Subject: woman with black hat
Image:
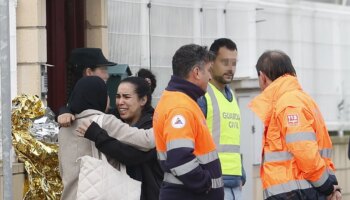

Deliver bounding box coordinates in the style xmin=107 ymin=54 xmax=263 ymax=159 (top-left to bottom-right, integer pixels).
xmin=60 ymin=48 xmax=117 ymax=125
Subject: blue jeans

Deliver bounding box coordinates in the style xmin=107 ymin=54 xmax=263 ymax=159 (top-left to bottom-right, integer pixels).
xmin=224 ymin=186 xmax=242 ymax=200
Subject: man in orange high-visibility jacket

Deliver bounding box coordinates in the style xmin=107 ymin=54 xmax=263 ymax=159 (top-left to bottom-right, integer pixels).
xmin=250 ymin=50 xmax=342 ymax=200
xmin=153 ymin=44 xmax=224 ymax=200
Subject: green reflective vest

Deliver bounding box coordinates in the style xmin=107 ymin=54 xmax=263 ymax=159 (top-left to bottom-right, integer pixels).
xmin=205 ymin=83 xmax=242 ymax=176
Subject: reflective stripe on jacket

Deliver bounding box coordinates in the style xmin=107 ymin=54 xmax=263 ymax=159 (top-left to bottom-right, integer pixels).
xmin=205 ymin=83 xmax=242 ymax=176
xmin=250 ymin=75 xmax=337 ymax=199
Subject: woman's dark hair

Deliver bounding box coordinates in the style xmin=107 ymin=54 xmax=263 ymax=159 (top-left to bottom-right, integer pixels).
xmin=119 ymin=76 xmax=152 ymax=112
xmin=136 ymin=68 xmax=157 ymax=94
xmin=256 ymin=50 xmax=296 ymax=81
xmin=66 ymin=64 xmax=100 ymax=100
xmin=69 ymin=76 xmax=108 ymax=114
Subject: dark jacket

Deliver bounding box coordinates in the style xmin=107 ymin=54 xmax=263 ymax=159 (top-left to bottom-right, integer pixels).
xmin=85 ymin=106 xmax=163 ymax=200
xmin=348 ymin=137 xmax=350 ymax=160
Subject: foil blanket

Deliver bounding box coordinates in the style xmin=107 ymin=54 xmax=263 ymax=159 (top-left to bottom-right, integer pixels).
xmin=11 ymin=94 xmax=62 ymax=200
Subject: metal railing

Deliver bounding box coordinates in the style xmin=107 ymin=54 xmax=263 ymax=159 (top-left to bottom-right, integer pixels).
xmin=0 ymin=0 xmax=13 ymax=199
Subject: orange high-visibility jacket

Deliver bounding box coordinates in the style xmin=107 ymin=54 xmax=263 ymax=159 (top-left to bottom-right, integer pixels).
xmin=153 ymin=89 xmax=224 ymax=200
xmin=250 ymin=75 xmax=338 ymax=199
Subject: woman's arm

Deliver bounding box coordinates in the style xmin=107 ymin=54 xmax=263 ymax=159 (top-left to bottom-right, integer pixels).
xmin=85 ymin=122 xmax=157 ymax=166
xmin=77 ymin=115 xmax=155 ymax=151
xmin=102 ymin=114 xmax=155 ymax=151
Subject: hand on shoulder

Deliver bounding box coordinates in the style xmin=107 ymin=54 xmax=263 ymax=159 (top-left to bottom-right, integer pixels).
xmin=58 ymin=113 xmax=75 ymax=127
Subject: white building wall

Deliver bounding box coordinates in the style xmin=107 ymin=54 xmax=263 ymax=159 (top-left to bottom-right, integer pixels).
xmin=108 ymin=0 xmax=350 ymax=129
xmin=107 ymin=0 xmax=350 ymax=197
xmin=255 ymin=0 xmax=350 ymax=130
xmin=108 ymin=0 xmax=260 ymax=103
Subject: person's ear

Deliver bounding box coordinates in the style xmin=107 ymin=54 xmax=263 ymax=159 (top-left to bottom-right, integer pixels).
xmin=192 ymin=65 xmax=201 ymax=80
xmin=85 ymin=68 xmax=93 ymax=76
xmin=259 ymin=71 xmax=273 ymax=90
xmin=140 ymin=96 xmax=147 ymax=106
xmin=260 ymin=71 xmax=270 ymax=83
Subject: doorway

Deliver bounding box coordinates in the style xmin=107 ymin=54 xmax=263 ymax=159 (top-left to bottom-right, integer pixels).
xmin=46 ymin=0 xmax=85 ymax=114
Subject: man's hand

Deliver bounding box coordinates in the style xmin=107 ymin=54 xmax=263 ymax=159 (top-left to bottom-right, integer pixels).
xmin=327 ymin=185 xmax=342 ymax=200
xmin=75 ymin=118 xmax=93 ymax=137
xmin=58 ymin=113 xmax=75 ymax=127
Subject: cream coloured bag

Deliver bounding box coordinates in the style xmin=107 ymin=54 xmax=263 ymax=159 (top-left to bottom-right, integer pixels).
xmin=76 ymin=114 xmax=141 ymax=200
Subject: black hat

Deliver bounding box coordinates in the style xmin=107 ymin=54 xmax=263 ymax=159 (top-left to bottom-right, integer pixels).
xmin=68 ymin=48 xmax=116 ymax=67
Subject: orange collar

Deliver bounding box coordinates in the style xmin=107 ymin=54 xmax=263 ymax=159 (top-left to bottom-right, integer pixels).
xmin=249 ymin=75 xmax=302 ymax=125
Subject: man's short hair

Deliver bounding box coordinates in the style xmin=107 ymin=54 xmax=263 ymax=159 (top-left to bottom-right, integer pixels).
xmin=172 ymin=44 xmax=214 ymax=78
xmin=256 ymin=50 xmax=296 ymax=81
xmin=209 ymin=38 xmax=237 ymax=55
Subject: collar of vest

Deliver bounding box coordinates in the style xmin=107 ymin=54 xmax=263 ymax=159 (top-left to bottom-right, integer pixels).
xmin=166 ymin=75 xmax=205 ymax=101
xmin=208 ymin=83 xmax=233 ymax=101
xmin=249 ymin=75 xmax=302 ymax=125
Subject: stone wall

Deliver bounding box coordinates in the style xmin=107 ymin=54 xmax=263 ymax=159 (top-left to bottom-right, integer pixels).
xmin=16 ymin=0 xmax=47 ymax=96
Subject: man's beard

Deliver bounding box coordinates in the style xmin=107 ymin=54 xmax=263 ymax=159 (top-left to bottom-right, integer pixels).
xmin=214 ymin=73 xmax=233 ymax=85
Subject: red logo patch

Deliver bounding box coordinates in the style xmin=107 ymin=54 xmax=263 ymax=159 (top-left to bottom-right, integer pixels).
xmin=287 ymin=114 xmax=299 ymax=126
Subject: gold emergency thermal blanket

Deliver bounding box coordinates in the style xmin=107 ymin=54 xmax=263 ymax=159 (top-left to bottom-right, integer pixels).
xmin=11 ymin=94 xmax=62 ymax=200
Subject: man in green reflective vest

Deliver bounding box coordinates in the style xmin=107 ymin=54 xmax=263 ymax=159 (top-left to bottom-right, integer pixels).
xmin=198 ymin=38 xmax=246 ymax=200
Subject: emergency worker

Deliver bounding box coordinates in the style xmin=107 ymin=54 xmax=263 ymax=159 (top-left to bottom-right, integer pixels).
xmin=198 ymin=38 xmax=246 ymax=200
xmin=250 ymin=50 xmax=342 ymax=200
xmin=153 ymin=44 xmax=224 ymax=200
